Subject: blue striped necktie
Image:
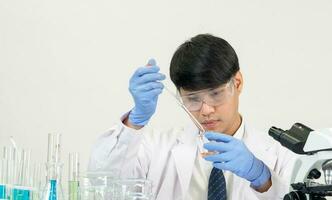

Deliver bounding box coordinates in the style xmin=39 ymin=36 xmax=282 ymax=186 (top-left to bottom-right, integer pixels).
xmin=208 ymin=167 xmax=227 ymax=200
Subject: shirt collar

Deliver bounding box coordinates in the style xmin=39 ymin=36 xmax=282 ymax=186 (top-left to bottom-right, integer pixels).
xmin=232 ymin=117 xmax=245 ymax=140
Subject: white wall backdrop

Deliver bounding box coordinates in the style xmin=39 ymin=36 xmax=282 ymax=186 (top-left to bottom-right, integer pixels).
xmin=1 ymin=0 xmax=332 ymax=184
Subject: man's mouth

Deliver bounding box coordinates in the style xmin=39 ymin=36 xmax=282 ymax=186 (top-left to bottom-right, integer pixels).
xmin=201 ymin=120 xmax=220 ymax=129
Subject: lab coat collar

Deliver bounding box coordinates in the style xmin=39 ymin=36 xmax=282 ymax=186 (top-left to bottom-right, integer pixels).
xmin=241 ymin=119 xmax=278 ymax=170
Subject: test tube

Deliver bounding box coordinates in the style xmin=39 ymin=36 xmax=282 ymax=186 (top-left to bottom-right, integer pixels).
xmin=47 ymin=133 xmax=61 ymax=164
xmin=17 ymin=149 xmax=31 ymax=186
xmin=11 ymin=149 xmax=32 ymax=200
xmin=31 ymin=163 xmax=43 ymax=200
xmin=68 ymin=153 xmax=80 ymax=200
xmin=3 ymin=146 xmax=18 ymax=199
xmin=0 ymin=158 xmax=6 ymax=199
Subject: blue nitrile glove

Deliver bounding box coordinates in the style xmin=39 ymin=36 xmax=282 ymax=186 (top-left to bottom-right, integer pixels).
xmin=203 ymin=131 xmax=271 ymax=189
xmin=128 ymin=59 xmax=166 ymax=126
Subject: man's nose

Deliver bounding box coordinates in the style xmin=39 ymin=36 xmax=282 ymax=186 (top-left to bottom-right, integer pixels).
xmin=200 ymin=102 xmax=215 ymax=115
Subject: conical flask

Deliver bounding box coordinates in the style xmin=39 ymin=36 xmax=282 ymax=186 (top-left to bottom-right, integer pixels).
xmin=41 ymin=133 xmax=65 ymax=200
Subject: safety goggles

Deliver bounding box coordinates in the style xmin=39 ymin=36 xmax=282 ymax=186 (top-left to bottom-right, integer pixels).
xmin=179 ymin=78 xmax=234 ymax=112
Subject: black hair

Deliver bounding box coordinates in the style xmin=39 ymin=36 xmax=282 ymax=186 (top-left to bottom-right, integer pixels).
xmin=170 ymin=34 xmax=239 ymax=91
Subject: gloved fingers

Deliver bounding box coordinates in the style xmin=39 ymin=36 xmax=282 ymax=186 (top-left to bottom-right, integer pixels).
xmin=135 ymin=73 xmax=166 ymax=84
xmin=135 ymin=82 xmax=164 ymax=92
xmin=133 ymin=66 xmax=160 ymax=78
xmin=213 ymin=162 xmax=233 ymax=171
xmin=204 ymin=154 xmax=221 ymax=162
xmin=204 ymin=131 xmax=234 ymax=143
xmin=204 ymin=151 xmax=234 ymax=162
xmin=147 ymin=58 xmax=157 ymax=66
xmin=203 ymin=141 xmax=233 ymax=152
xmin=143 ymin=88 xmax=164 ymax=97
xmin=130 ymin=88 xmax=163 ymax=109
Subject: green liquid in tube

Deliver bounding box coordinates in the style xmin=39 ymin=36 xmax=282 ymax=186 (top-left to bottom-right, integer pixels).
xmin=68 ymin=181 xmax=79 ymax=200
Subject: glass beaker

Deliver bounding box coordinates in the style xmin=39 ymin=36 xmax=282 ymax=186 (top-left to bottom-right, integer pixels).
xmin=79 ymin=171 xmax=118 ymax=200
xmin=112 ymin=179 xmax=153 ymax=200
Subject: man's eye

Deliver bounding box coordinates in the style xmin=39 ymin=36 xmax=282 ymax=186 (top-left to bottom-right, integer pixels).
xmin=188 ymin=96 xmax=200 ymax=102
xmin=210 ymin=91 xmax=221 ymax=97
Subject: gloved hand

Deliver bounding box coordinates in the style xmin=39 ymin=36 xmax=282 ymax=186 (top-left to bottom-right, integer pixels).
xmin=128 ymin=59 xmax=166 ymax=126
xmin=203 ymin=131 xmax=271 ymax=189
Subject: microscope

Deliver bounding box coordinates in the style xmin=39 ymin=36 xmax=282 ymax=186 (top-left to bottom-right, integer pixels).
xmin=269 ymin=123 xmax=332 ymax=200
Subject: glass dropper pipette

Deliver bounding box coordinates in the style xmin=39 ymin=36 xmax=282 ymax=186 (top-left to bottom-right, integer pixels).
xmin=146 ymin=59 xmax=208 ymax=154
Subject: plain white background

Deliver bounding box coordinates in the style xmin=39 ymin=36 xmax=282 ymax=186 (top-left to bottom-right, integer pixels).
xmin=1 ymin=0 xmax=332 ymax=190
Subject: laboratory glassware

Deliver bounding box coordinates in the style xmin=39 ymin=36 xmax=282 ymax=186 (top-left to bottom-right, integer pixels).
xmin=68 ymin=153 xmax=79 ymax=200
xmin=41 ymin=133 xmax=65 ymax=200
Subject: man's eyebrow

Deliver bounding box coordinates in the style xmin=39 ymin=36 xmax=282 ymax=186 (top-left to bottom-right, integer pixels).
xmin=183 ymin=87 xmax=222 ymax=96
xmin=183 ymin=90 xmax=206 ymax=96
xmin=185 ymin=92 xmax=198 ymax=96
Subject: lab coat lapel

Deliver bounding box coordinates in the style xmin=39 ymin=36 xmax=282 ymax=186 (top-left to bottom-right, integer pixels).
xmin=171 ymin=126 xmax=197 ymax=197
xmin=244 ymin=124 xmax=278 ymax=169
xmin=259 ymin=142 xmax=278 ymax=169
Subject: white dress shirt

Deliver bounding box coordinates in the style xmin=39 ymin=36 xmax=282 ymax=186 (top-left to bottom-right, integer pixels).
xmin=186 ymin=120 xmax=245 ymax=200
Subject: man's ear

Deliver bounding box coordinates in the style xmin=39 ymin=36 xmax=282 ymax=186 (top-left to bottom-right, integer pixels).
xmin=234 ymin=71 xmax=243 ymax=93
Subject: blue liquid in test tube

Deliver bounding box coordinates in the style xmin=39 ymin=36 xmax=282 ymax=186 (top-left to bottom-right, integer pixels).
xmin=49 ymin=180 xmax=57 ymax=200
xmin=12 ymin=187 xmax=31 ymax=200
xmin=0 ymin=184 xmax=6 ymax=199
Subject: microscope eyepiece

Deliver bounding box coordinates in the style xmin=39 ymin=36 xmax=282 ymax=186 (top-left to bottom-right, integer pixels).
xmin=268 ymin=126 xmax=285 ymax=141
xmin=268 ymin=123 xmax=313 ymax=155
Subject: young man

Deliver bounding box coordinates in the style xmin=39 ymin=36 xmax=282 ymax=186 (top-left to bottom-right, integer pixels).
xmin=88 ymin=34 xmax=296 ymax=199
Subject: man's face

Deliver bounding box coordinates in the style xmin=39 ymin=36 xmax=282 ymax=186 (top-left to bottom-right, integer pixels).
xmin=179 ymin=71 xmax=243 ymax=135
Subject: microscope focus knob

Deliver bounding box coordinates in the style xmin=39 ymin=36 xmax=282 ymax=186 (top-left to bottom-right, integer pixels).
xmin=307 ymin=168 xmax=321 ymax=179
xmin=283 ymin=191 xmax=307 ymax=200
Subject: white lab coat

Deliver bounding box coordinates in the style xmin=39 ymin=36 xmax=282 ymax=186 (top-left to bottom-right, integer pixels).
xmin=88 ymin=116 xmax=297 ymax=200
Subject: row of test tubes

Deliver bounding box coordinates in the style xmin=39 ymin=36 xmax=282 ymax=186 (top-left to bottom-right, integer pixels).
xmin=0 ymin=133 xmax=80 ymax=200
xmin=0 ymin=147 xmax=43 ymax=200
